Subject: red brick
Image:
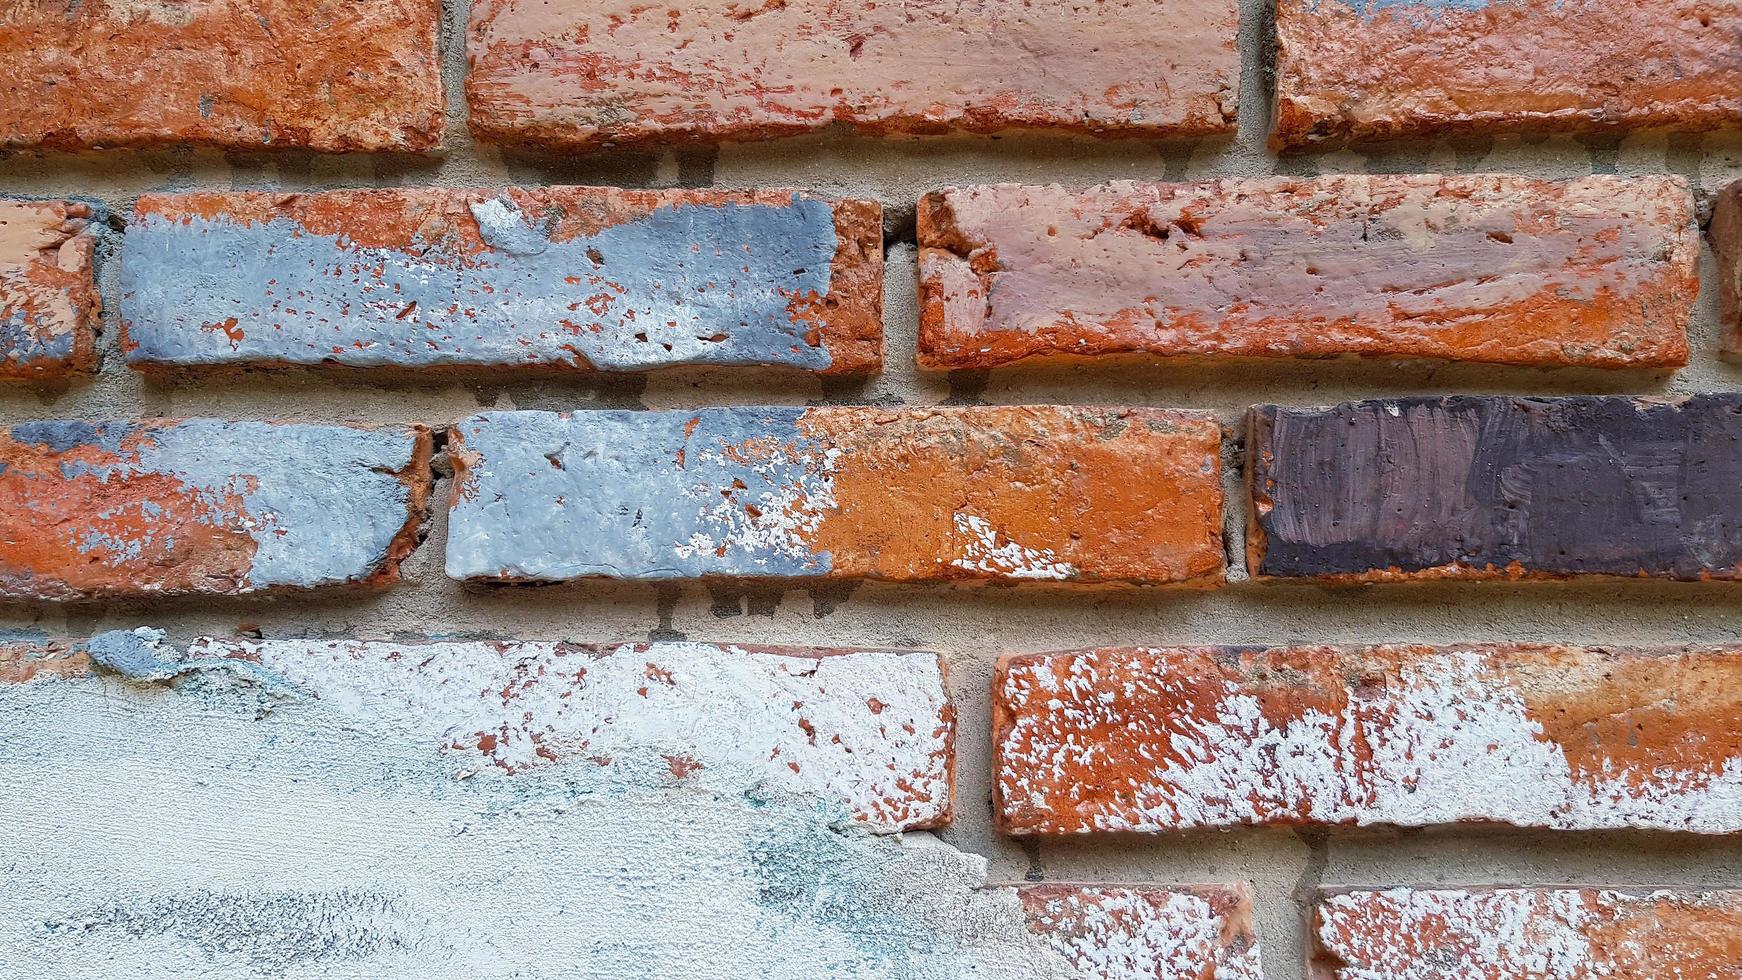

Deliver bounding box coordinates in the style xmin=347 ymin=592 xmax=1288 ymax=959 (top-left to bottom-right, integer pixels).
xmin=446 ymin=406 xmax=1226 ymax=587
xmin=994 ymin=644 xmax=1742 ymax=834
xmin=0 ymin=0 xmax=443 ymax=152
xmin=121 ymin=188 xmax=881 ymax=376
xmin=1313 ymin=888 xmax=1742 ymax=979
xmin=0 ymin=638 xmax=89 ymax=683
xmin=1273 ymin=0 xmax=1742 ymax=151
xmin=0 ymin=200 xmax=99 ymax=381
xmin=1709 ymin=179 xmax=1742 ymax=359
xmin=465 ymin=0 xmax=1239 ymax=150
xmin=0 ymin=420 xmax=432 ymax=600
xmin=918 ymin=176 xmax=1695 ymax=371
xmin=1019 ymin=884 xmax=1263 ymax=979
xmin=1247 ymin=395 xmax=1742 ymax=582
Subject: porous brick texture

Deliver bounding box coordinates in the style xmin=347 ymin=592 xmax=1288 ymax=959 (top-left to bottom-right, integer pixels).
xmin=447 ymin=406 xmax=1225 ymax=586
xmin=465 ymin=0 xmax=1240 ymax=149
xmin=1710 ymin=179 xmax=1742 ymax=357
xmin=0 ymin=200 xmax=99 ymax=381
xmin=1248 ymin=394 xmax=1742 ymax=582
xmin=1019 ymin=885 xmax=1263 ymax=980
xmin=1312 ymin=888 xmax=1742 ymax=979
xmin=92 ymin=632 xmax=954 ymax=832
xmin=0 ymin=0 xmax=444 ymax=152
xmin=0 ymin=420 xmax=431 ymax=600
xmin=919 ymin=176 xmax=1697 ymax=371
xmin=122 ymin=189 xmax=882 ymax=376
xmin=0 ymin=638 xmax=90 ymax=683
xmin=1273 ymin=0 xmax=1742 ymax=151
xmin=994 ymin=644 xmax=1742 ymax=834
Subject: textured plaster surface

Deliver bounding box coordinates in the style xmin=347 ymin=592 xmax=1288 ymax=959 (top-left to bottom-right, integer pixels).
xmin=1 ymin=0 xmax=1742 ymax=975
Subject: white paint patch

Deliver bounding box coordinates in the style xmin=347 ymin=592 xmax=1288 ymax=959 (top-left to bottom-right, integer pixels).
xmin=999 ymin=647 xmax=1742 ymax=832
xmin=1023 ymin=887 xmax=1263 ymax=980
xmin=951 ymin=513 xmax=1077 ymax=581
xmin=173 ymin=635 xmax=952 ymax=831
xmin=0 ymin=669 xmax=1080 ymax=979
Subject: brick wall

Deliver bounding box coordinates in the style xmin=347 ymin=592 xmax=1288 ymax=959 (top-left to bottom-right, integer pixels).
xmin=2 ymin=0 xmax=1741 ymax=977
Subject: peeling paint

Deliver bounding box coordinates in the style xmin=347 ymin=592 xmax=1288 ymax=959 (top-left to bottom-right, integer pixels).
xmin=446 ymin=406 xmax=1225 ymax=586
xmin=121 ymin=188 xmax=882 ymax=376
xmin=0 ymin=199 xmax=99 ymax=381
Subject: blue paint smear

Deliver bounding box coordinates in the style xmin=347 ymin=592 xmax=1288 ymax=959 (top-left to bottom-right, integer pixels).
xmin=445 ymin=408 xmax=835 ymax=581
xmin=0 ymin=309 xmax=76 ymax=367
xmin=120 ymin=195 xmax=841 ymax=372
xmin=1323 ymin=0 xmax=1520 ymax=17
xmin=11 ymin=420 xmax=135 ymax=454
xmin=55 ymin=420 xmax=421 ymax=590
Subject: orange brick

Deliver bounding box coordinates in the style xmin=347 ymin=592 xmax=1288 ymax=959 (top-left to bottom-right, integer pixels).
xmin=995 ymin=645 xmax=1742 ymax=834
xmin=0 ymin=420 xmax=432 ymax=600
xmin=466 ymin=0 xmax=1239 ymax=150
xmin=1019 ymin=884 xmax=1263 ymax=979
xmin=0 ymin=0 xmax=443 ymax=152
xmin=918 ymin=176 xmax=1695 ymax=371
xmin=1313 ymin=888 xmax=1742 ymax=979
xmin=1273 ymin=0 xmax=1742 ymax=151
xmin=447 ymin=406 xmax=1225 ymax=586
xmin=1710 ymin=179 xmax=1742 ymax=358
xmin=0 ymin=200 xmax=99 ymax=381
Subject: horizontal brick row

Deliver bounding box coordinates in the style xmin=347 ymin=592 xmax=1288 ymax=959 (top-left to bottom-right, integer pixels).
xmin=445 ymin=406 xmax=1226 ymax=586
xmin=1018 ymin=884 xmax=1262 ymax=980
xmin=1247 ymin=394 xmax=1742 ymax=582
xmin=995 ymin=644 xmax=1742 ymax=835
xmin=918 ymin=176 xmax=1697 ymax=371
xmin=0 ymin=420 xmax=431 ymax=600
xmin=1313 ymin=888 xmax=1742 ymax=979
xmin=6 ymin=0 xmax=1739 ymax=153
xmin=464 ymin=0 xmax=1241 ymax=150
xmin=1 ymin=200 xmax=100 ymax=381
xmin=0 ymin=0 xmax=443 ymax=152
xmin=120 ymin=189 xmax=883 ymax=377
xmin=1274 ymin=0 xmax=1742 ymax=152
xmin=12 ymin=175 xmax=1719 ymax=384
xmin=70 ymin=630 xmax=953 ymax=831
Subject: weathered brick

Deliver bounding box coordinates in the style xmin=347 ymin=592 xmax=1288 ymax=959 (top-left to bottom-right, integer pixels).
xmin=0 ymin=420 xmax=431 ymax=600
xmin=447 ymin=406 xmax=1225 ymax=586
xmin=465 ymin=0 xmax=1239 ymax=150
xmin=1710 ymin=180 xmax=1742 ymax=358
xmin=1019 ymin=884 xmax=1263 ymax=979
xmin=995 ymin=644 xmax=1742 ymax=835
xmin=88 ymin=630 xmax=953 ymax=831
xmin=121 ymin=189 xmax=881 ymax=376
xmin=1 ymin=200 xmax=99 ymax=381
xmin=0 ymin=637 xmax=89 ymax=683
xmin=1273 ymin=0 xmax=1742 ymax=152
xmin=918 ymin=176 xmax=1696 ymax=371
xmin=1248 ymin=395 xmax=1742 ymax=582
xmin=0 ymin=0 xmax=442 ymax=152
xmin=1313 ymin=888 xmax=1742 ymax=979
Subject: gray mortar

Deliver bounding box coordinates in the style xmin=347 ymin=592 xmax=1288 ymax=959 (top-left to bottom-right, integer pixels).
xmin=0 ymin=0 xmax=1740 ymax=975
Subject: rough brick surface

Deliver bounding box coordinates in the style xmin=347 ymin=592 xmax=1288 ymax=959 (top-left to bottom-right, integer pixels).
xmin=1273 ymin=0 xmax=1742 ymax=151
xmin=926 ymin=176 xmax=1700 ymax=372
xmin=0 ymin=638 xmax=89 ymax=683
xmin=1313 ymin=888 xmax=1742 ymax=979
xmin=918 ymin=176 xmax=1696 ymax=371
xmin=90 ymin=631 xmax=953 ymax=831
xmin=995 ymin=645 xmax=1742 ymax=835
xmin=0 ymin=0 xmax=443 ymax=152
xmin=1019 ymin=884 xmax=1263 ymax=979
xmin=447 ymin=406 xmax=1224 ymax=586
xmin=1 ymin=200 xmax=99 ymax=381
xmin=465 ymin=0 xmax=1240 ymax=150
xmin=122 ymin=189 xmax=881 ymax=376
xmin=1710 ymin=180 xmax=1742 ymax=358
xmin=0 ymin=420 xmax=431 ymax=600
xmin=1248 ymin=395 xmax=1742 ymax=582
